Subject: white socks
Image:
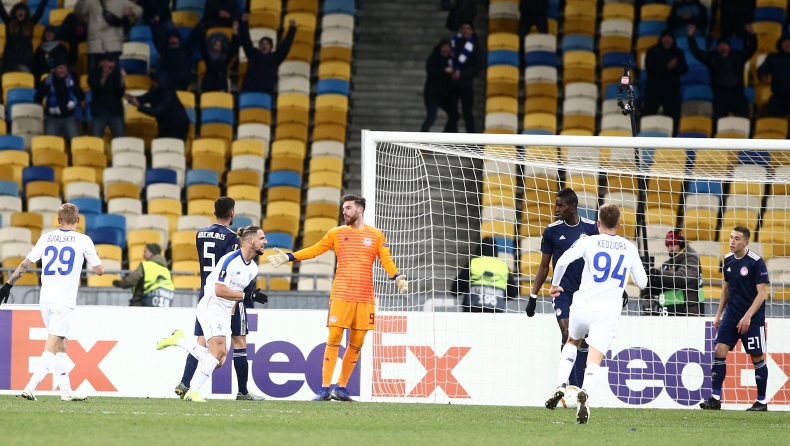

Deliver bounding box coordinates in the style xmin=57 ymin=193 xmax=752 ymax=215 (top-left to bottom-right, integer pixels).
xmin=557 ymin=343 xmax=578 ymax=387
xmin=190 ymin=355 xmax=220 ymax=392
xmin=581 ymin=363 xmax=601 ymax=395
xmin=177 ymin=338 xmax=210 ymax=361
xmin=27 ymin=351 xmax=55 ymax=390
xmin=54 ymin=352 xmax=72 ymax=396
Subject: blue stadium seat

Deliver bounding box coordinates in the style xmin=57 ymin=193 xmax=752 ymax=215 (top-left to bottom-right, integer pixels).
xmin=709 ymin=37 xmax=744 ymax=52
xmin=229 ymin=216 xmax=254 ymax=231
xmin=239 ymin=92 xmax=272 ymax=110
xmin=185 ymin=108 xmax=196 ymax=125
xmin=687 ymin=180 xmax=723 ymax=196
xmin=323 ymin=0 xmax=355 ymax=15
xmin=562 ymin=35 xmax=594 ymax=53
xmin=22 ymin=166 xmax=55 ymax=187
xmin=145 ymin=168 xmax=178 ymax=186
xmin=547 ymin=0 xmax=558 ymax=19
xmin=0 ymin=180 xmax=19 ymax=196
xmin=578 ymin=208 xmax=597 ymax=221
xmin=185 ymin=169 xmax=219 ymax=187
xmin=268 ymin=171 xmax=301 ymax=188
xmin=487 ymin=50 xmax=519 ymax=67
xmin=91 ymin=213 xmax=127 ymax=246
xmin=638 ymin=131 xmax=669 ymax=138
xmin=129 ymin=25 xmax=153 ymax=43
xmin=738 ymin=151 xmax=771 ymax=166
xmin=0 ymin=135 xmax=25 ymax=151
xmin=176 ymin=0 xmax=205 ymax=19
xmin=675 ymin=36 xmax=706 ymax=51
xmin=675 ymin=132 xmax=707 ymax=138
xmin=28 ymin=0 xmax=57 ymax=25
xmin=744 ymin=87 xmax=755 ymax=104
xmin=754 ymin=7 xmax=785 ymax=24
xmin=680 ymin=67 xmax=710 ymax=85
xmin=83 ymin=91 xmax=93 ymax=123
xmin=602 ymin=52 xmax=634 ymax=68
xmin=119 ymin=59 xmax=148 ymax=75
xmin=266 ymin=232 xmax=294 ymax=249
xmin=638 ymin=20 xmax=667 ymax=37
xmin=682 ymin=85 xmax=713 ymax=102
xmin=201 ymin=108 xmax=234 ymax=125
xmin=87 ymin=228 xmax=124 ymax=248
xmin=316 ymin=79 xmax=350 ymax=96
xmin=6 ymin=88 xmax=36 ymax=119
xmin=493 ymin=236 xmax=516 ymax=255
xmin=72 ymin=197 xmax=103 ymax=215
xmin=521 ymin=129 xmax=554 ymax=135
xmin=524 ymin=50 xmax=558 ymax=67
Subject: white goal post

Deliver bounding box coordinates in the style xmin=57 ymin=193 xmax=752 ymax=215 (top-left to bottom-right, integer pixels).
xmin=359 ymin=130 xmax=790 ymax=410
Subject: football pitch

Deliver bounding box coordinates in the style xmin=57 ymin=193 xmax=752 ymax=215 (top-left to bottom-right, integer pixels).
xmin=0 ymin=396 xmax=786 ymax=446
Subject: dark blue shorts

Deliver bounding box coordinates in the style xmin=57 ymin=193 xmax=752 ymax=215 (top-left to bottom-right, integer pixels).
xmin=552 ymin=291 xmax=574 ymax=321
xmin=714 ymin=317 xmax=766 ymax=354
xmin=194 ymin=302 xmax=248 ymax=337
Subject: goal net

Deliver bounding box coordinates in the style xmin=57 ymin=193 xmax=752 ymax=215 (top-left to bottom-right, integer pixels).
xmin=359 ymin=131 xmax=790 ymax=410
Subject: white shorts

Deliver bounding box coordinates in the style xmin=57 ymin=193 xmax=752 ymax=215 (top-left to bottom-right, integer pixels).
xmin=568 ymin=307 xmax=619 ymax=355
xmin=40 ymin=303 xmax=74 ymax=338
xmin=196 ymin=296 xmax=232 ymax=341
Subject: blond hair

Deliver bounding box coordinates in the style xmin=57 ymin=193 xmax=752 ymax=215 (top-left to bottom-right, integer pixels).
xmin=598 ymin=203 xmax=620 ymax=230
xmin=58 ymin=203 xmax=80 ymax=224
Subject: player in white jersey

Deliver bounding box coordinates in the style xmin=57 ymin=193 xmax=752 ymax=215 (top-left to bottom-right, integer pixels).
xmin=0 ymin=203 xmax=104 ymax=402
xmin=156 ymin=225 xmax=269 ymax=402
xmin=543 ymin=204 xmax=648 ymax=424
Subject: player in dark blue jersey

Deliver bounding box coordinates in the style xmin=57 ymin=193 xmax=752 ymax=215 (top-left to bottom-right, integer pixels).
xmin=175 ymin=197 xmax=264 ymax=401
xmin=700 ymin=226 xmax=769 ymax=411
xmin=526 ymin=188 xmax=598 ymax=387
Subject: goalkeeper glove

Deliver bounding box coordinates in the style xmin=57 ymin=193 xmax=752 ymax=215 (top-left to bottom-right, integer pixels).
xmin=395 ymin=275 xmax=408 ymax=293
xmin=0 ymin=283 xmax=11 ymax=305
xmin=267 ymin=248 xmax=290 ymax=268
xmin=525 ymin=294 xmax=537 ymax=317
xmin=244 ymin=288 xmax=269 ymax=305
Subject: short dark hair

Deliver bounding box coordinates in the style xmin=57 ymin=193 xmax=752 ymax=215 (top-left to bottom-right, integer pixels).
xmin=215 ymin=196 xmax=235 ymax=219
xmin=733 ymin=225 xmax=751 ymax=240
xmin=598 ymin=203 xmax=620 ymax=229
xmin=341 ymin=194 xmax=366 ymax=210
xmin=259 ymin=36 xmax=273 ymax=47
xmin=557 ymin=188 xmax=578 ymax=206
xmin=236 ymin=225 xmax=262 ymax=241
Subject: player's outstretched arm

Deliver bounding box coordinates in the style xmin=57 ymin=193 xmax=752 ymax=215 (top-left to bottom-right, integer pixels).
xmin=629 ymin=251 xmax=648 ymax=290
xmin=270 ymin=231 xmax=336 ymax=267
xmin=527 ymin=253 xmax=552 ymax=316
xmin=215 ymin=283 xmax=245 ymax=301
xmin=92 ymin=263 xmax=105 ymax=276
xmin=376 ymin=231 xmax=407 ymax=293
xmin=0 ymin=259 xmax=33 ymax=304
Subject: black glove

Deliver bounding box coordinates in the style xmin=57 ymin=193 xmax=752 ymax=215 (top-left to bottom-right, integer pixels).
xmin=622 ymin=290 xmax=629 ymax=309
xmin=525 ymin=294 xmax=537 ymax=317
xmin=244 ymin=288 xmax=268 ymax=305
xmin=112 ymin=280 xmax=122 ymax=287
xmin=0 ymin=283 xmax=12 ymax=304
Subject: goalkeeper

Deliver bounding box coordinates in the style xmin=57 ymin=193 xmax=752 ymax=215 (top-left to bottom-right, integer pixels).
xmin=268 ymin=194 xmax=407 ymax=402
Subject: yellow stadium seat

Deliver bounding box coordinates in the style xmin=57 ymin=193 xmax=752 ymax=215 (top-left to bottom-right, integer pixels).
xmin=266 ymin=201 xmax=300 ymax=228
xmin=277 ymin=107 xmax=309 ymax=125
xmin=267 ymin=186 xmax=300 ymax=203
xmin=200 ymin=92 xmax=233 ymax=109
xmin=524 ymin=97 xmax=557 ymax=115
xmin=683 ymin=208 xmax=719 ymax=241
xmin=755 ymin=117 xmax=788 ymax=138
xmin=191 ymin=138 xmax=226 ymax=158
xmin=486 ymin=96 xmax=518 ymax=114
xmin=277 ymin=93 xmax=310 ymax=112
xmin=646 ymin=206 xmax=676 ymax=226
xmin=320 ymin=46 xmax=352 ymax=63
xmin=263 ymin=215 xmax=299 ymax=238
xmin=308 ymin=171 xmax=342 ymax=189
xmin=313 ymin=123 xmax=346 ymax=143
xmin=26 ymin=181 xmax=59 ymax=198
xmin=187 ymin=199 xmax=215 ymax=218
xmin=71 ymin=136 xmax=104 ymax=154
xmin=125 ymin=74 xmax=151 ymax=91
xmin=31 ymin=135 xmax=65 ymax=153
xmin=173 ymin=276 xmax=202 ymax=290
xmin=2 ymin=72 xmax=34 ymax=103
xmin=106 ymin=182 xmax=140 ymax=200
xmin=285 ymin=42 xmax=313 ymax=62
xmin=679 ymin=116 xmax=712 ymax=136
xmin=12 ymin=212 xmax=44 ymax=241
xmin=693 ymin=150 xmax=736 ymax=175
xmin=318 ymin=61 xmax=351 ymax=81
xmin=172 ymin=11 xmax=199 ymax=29
xmin=191 ymin=153 xmax=225 ymax=178
xmin=177 ymin=90 xmax=196 ymax=109
xmin=488 ymin=33 xmax=519 ymax=51
xmin=641 ymin=3 xmax=671 ymax=21
xmin=227 ymin=170 xmax=260 ymax=188
xmin=525 ymin=82 xmax=558 ymax=100
xmin=564 ymin=18 xmax=595 ymax=36
xmin=565 ymin=173 xmax=598 ymax=194
xmin=315 ymin=94 xmax=349 ymax=112
xmin=314 ymin=108 xmax=348 ymax=126
xmin=186 ymin=184 xmax=220 ymax=202
xmin=489 ymin=18 xmax=518 ymax=34
xmin=304 ymin=217 xmax=337 ymax=235
xmin=200 ymin=123 xmax=233 ymax=149
xmin=172 ymin=260 xmax=199 ymax=276
xmin=128 ymin=229 xmax=163 ymax=248
xmin=603 ymin=3 xmax=634 ymax=21
xmin=72 ymin=151 xmax=107 ymax=184
xmin=271 ymin=139 xmax=307 ymax=158
xmin=87 ymin=274 xmax=121 ymax=287
xmin=227 ymin=184 xmax=261 ymax=202
xmin=309 ymin=156 xmax=343 ymax=174
xmin=523 ymin=113 xmax=556 ymax=134
xmin=480 ymin=220 xmax=515 ymax=239
xmin=172 ymin=230 xmax=197 ymax=249
xmin=239 ymin=108 xmax=271 ymax=125
xmin=722 ymin=209 xmax=758 ymax=236
xmin=564 ymin=51 xmax=596 ymax=69
xmin=147 ymin=198 xmax=181 ymax=234
xmin=563 ymin=66 xmax=595 ymax=83
xmin=231 ymin=139 xmax=265 ymax=157
xmin=276 ymin=122 xmax=309 ymax=142
xmin=62 ymin=166 xmax=97 ymax=186
xmin=96 ymin=244 xmax=122 ymax=263
xmin=699 ymin=255 xmax=723 ymax=282
xmin=562 ymin=115 xmax=595 ymax=133
xmin=599 ymin=36 xmax=631 ymax=57
xmin=600 ymin=66 xmax=625 ymax=90
xmin=305 ymin=202 xmax=339 ymax=219
xmin=270 ymin=154 xmax=303 ymax=172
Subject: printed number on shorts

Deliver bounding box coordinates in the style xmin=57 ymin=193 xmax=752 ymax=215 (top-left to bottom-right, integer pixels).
xmin=592 ymin=252 xmax=627 ymax=287
xmin=369 ymin=313 xmax=375 ymax=325
xmin=747 ymin=336 xmax=761 ymax=351
xmin=43 ymin=246 xmax=76 ymax=275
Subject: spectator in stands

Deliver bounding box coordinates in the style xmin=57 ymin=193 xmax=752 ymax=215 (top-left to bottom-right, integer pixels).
xmin=203 ymin=0 xmax=241 ymax=29
xmin=668 ymin=0 xmax=708 ymax=36
xmin=447 ymin=22 xmax=482 ymax=133
xmin=125 ymin=72 xmax=190 ymax=141
xmin=197 ymin=22 xmax=240 ymax=93
xmin=445 ymin=0 xmax=477 ymax=33
xmin=32 ymin=26 xmax=70 ymax=86
xmin=75 ymin=0 xmax=143 ymax=69
xmin=151 ymin=17 xmax=199 ymax=91
xmin=421 ymin=38 xmax=458 ymax=132
xmin=519 ymin=0 xmax=549 ymax=37
xmin=718 ymin=0 xmax=755 ymax=39
xmin=112 ymin=243 xmax=174 ymax=307
xmin=643 ymin=29 xmax=688 ymax=132
xmin=60 ymin=12 xmax=88 ymax=67
xmin=239 ymin=15 xmax=297 ymax=94
xmin=88 ymin=53 xmax=126 ymax=138
xmin=35 ymin=54 xmax=85 ymax=142
xmin=136 ymin=0 xmax=171 ymax=24
xmin=758 ymin=35 xmax=790 ymax=118
xmin=0 ymin=1 xmax=49 ymax=73
xmin=641 ymin=231 xmax=701 ymax=316
xmin=452 ymin=237 xmax=518 ymax=313
xmin=688 ymin=24 xmax=756 ymax=123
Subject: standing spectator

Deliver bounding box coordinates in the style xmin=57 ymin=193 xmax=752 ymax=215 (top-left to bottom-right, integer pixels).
xmin=519 ymin=0 xmax=549 ymax=37
xmin=60 ymin=12 xmax=88 ymax=67
xmin=202 ymin=0 xmax=241 ymax=29
xmin=151 ymin=17 xmax=199 ymax=90
xmin=445 ymin=0 xmax=477 ymax=33
xmin=668 ymin=0 xmax=708 ymax=36
xmin=688 ymin=24 xmax=756 ymax=122
xmin=32 ymin=26 xmax=70 ymax=86
xmin=112 ymin=243 xmax=174 ymax=307
xmin=643 ymin=30 xmax=688 ymax=131
xmin=452 ymin=237 xmax=518 ymax=313
xmin=136 ymin=0 xmax=171 ymax=24
xmin=447 ymin=22 xmax=482 ymax=133
xmin=641 ymin=231 xmax=702 ymax=316
xmin=88 ymin=53 xmax=126 ymax=138
xmin=35 ymin=54 xmax=85 ymax=142
xmin=197 ymin=22 xmax=240 ymax=93
xmin=125 ymin=72 xmax=190 ymax=141
xmin=74 ymin=0 xmax=143 ymax=70
xmin=758 ymin=35 xmax=790 ymax=118
xmin=719 ymin=0 xmax=755 ymax=39
xmin=420 ymin=38 xmax=458 ymax=132
xmin=0 ymin=1 xmax=49 ymax=73
xmin=239 ymin=15 xmax=296 ymax=94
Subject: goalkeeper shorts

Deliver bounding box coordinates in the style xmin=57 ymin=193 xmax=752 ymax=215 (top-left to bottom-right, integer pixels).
xmin=327 ymin=299 xmax=376 ymax=331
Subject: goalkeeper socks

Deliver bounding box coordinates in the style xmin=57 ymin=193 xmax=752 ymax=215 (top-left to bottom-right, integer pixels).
xmin=233 ymin=347 xmax=249 ymax=395
xmin=711 ymin=357 xmax=727 ymax=400
xmin=574 ymin=348 xmax=589 ymax=388
xmin=54 ymin=352 xmax=72 ymax=396
xmin=27 ymin=351 xmax=54 ymax=390
xmin=337 ymin=344 xmax=362 ymax=388
xmin=191 ymin=355 xmax=220 ymax=392
xmin=581 ymin=363 xmax=601 ymax=395
xmin=181 ymin=355 xmax=199 ymax=387
xmin=177 ymin=338 xmax=209 ymax=362
xmin=754 ymin=359 xmax=768 ymax=403
xmin=557 ymin=343 xmax=578 ymax=388
xmin=322 ymin=343 xmax=340 ymax=387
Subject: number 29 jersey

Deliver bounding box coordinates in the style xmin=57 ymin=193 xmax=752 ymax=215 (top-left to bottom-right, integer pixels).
xmin=26 ymin=229 xmax=102 ymax=309
xmin=196 ymin=224 xmax=239 ymax=300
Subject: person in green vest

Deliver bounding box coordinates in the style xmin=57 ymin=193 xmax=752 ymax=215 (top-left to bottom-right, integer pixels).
xmin=452 ymin=237 xmax=518 ymax=312
xmin=113 ymin=243 xmax=174 ymax=307
xmin=644 ymin=230 xmax=702 ymax=316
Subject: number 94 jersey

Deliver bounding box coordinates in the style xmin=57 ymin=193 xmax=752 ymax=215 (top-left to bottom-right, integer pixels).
xmin=26 ymin=229 xmax=102 ymax=309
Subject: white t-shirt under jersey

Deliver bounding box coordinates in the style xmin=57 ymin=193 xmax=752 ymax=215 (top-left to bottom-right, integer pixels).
xmin=26 ymin=229 xmax=102 ymax=309
xmin=552 ymin=233 xmax=648 ymax=315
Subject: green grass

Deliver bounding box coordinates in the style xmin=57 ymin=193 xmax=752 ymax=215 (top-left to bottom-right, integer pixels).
xmin=0 ymin=396 xmax=786 ymax=446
